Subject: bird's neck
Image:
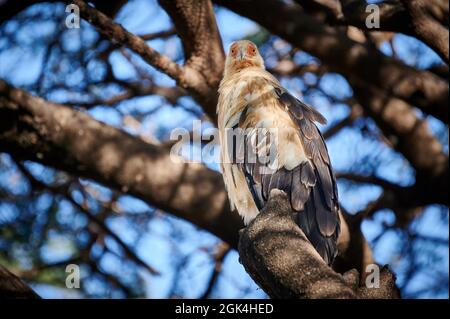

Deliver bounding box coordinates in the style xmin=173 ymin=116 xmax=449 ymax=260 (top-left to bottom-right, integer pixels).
xmin=222 ymin=65 xmax=265 ymax=81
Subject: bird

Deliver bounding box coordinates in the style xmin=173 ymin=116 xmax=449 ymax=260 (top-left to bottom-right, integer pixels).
xmin=217 ymin=40 xmax=340 ymax=265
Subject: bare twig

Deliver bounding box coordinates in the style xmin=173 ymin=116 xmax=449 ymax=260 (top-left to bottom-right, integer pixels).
xmin=200 ymin=242 xmax=230 ymax=299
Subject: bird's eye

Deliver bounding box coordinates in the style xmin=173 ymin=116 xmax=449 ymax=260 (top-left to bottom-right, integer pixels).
xmin=247 ymin=45 xmax=257 ymax=55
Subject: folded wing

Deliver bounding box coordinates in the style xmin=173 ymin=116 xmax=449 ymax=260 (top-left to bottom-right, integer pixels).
xmin=237 ymin=85 xmax=340 ymax=265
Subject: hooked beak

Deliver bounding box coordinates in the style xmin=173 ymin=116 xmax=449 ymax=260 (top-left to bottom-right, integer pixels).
xmin=238 ymin=47 xmax=246 ymax=61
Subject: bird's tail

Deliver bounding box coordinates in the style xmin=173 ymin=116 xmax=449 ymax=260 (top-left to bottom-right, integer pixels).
xmin=295 ymin=187 xmax=340 ymax=266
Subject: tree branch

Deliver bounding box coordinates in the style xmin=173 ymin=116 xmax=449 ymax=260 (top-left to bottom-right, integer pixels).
xmin=297 ymin=0 xmax=449 ymax=63
xmin=323 ymin=103 xmax=362 ymax=139
xmin=401 ymin=0 xmax=449 ymax=63
xmin=0 ymin=264 xmax=40 ymax=299
xmin=75 ymin=0 xmax=224 ymax=121
xmin=336 ymin=172 xmax=402 ymax=190
xmin=158 ymin=0 xmax=225 ymax=120
xmin=238 ymin=190 xmax=400 ymax=299
xmin=74 ymin=0 xmax=184 ymax=81
xmin=68 ymin=83 xmax=186 ymax=108
xmin=200 ymin=242 xmax=230 ymax=299
xmin=351 ymin=82 xmax=449 ymax=182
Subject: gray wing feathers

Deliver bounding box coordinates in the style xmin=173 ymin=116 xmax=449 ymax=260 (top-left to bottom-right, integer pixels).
xmin=237 ymin=89 xmax=340 ymax=265
xmin=280 ymin=90 xmax=340 ymax=264
xmin=278 ymin=89 xmax=327 ymax=125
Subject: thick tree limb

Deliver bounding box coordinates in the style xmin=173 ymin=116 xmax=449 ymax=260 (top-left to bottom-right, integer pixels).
xmin=296 ymin=0 xmax=449 ymax=63
xmin=0 ymin=264 xmax=40 ymax=299
xmin=157 ymin=0 xmax=225 ymax=119
xmin=159 ymin=0 xmax=225 ymax=88
xmin=214 ymin=0 xmax=449 ymax=123
xmin=351 ymin=82 xmax=449 ymax=183
xmin=238 ymin=190 xmax=400 ymax=299
xmin=401 ymin=0 xmax=449 ymax=63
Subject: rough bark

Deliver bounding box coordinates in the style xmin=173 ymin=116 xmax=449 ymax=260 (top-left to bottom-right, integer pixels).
xmin=401 ymin=0 xmax=449 ymax=63
xmin=238 ymin=190 xmax=400 ymax=299
xmin=158 ymin=0 xmax=225 ymax=120
xmin=0 ymin=264 xmax=40 ymax=299
xmin=352 ymin=83 xmax=448 ymax=178
xmin=297 ymin=0 xmax=449 ymax=63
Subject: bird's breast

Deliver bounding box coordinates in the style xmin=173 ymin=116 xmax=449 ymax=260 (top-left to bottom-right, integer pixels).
xmin=218 ymin=73 xmax=308 ymax=171
xmin=219 ymin=75 xmax=277 ymax=128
